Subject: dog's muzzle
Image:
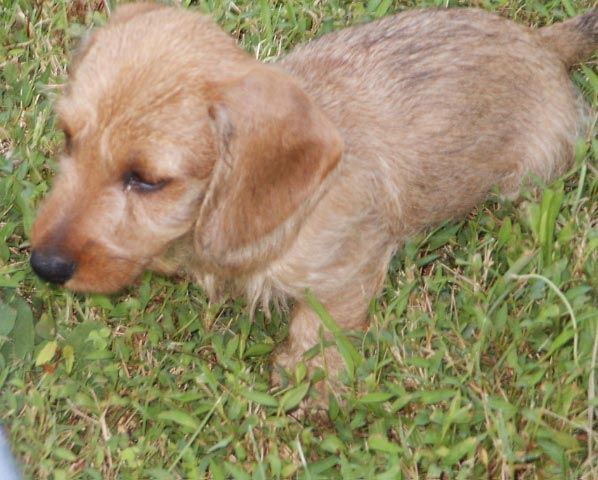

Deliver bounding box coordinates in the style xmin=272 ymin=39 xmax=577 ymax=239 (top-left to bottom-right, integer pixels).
xmin=30 ymin=250 xmax=77 ymax=285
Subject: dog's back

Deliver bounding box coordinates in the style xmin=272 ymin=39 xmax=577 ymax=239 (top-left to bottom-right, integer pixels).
xmin=281 ymin=8 xmax=597 ymax=236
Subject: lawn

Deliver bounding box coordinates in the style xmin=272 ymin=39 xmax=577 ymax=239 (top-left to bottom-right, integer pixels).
xmin=1 ymin=0 xmax=597 ymax=478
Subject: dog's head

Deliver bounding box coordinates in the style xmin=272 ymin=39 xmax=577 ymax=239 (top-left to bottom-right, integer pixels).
xmin=30 ymin=3 xmax=343 ymax=293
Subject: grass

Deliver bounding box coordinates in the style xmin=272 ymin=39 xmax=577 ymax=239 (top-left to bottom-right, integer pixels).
xmin=1 ymin=0 xmax=597 ymax=478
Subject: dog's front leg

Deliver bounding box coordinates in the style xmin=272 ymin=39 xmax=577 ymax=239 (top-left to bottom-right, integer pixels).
xmin=271 ymin=301 xmax=364 ymax=410
xmin=271 ymin=268 xmax=386 ymax=410
xmin=270 ymin=220 xmax=397 ymax=411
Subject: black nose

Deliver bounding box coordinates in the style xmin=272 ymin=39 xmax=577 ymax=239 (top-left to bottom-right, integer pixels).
xmin=30 ymin=250 xmax=77 ymax=285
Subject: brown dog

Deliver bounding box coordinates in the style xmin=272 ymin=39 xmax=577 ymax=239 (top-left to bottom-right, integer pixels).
xmin=31 ymin=3 xmax=597 ymax=402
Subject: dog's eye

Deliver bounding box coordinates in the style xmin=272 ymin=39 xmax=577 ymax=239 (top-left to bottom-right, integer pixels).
xmin=123 ymin=171 xmax=167 ymax=193
xmin=62 ymin=128 xmax=73 ymax=153
xmin=64 ymin=131 xmax=72 ymax=152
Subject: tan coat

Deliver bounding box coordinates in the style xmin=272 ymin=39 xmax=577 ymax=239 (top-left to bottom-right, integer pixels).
xmin=31 ymin=4 xmax=597 ymax=403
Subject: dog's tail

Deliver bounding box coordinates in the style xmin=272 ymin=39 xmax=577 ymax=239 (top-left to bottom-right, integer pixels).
xmin=538 ymin=8 xmax=597 ymax=67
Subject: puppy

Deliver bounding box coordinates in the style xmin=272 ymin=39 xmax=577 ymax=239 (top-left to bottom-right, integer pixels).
xmin=31 ymin=3 xmax=597 ymax=403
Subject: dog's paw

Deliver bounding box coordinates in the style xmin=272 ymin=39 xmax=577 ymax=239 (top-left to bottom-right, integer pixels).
xmin=270 ymin=344 xmax=348 ymax=420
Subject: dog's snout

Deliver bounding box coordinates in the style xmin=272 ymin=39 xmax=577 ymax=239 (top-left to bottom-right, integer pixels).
xmin=30 ymin=250 xmax=77 ymax=285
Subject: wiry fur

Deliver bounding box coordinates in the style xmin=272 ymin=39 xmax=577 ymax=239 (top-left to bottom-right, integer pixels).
xmin=31 ymin=3 xmax=597 ymax=406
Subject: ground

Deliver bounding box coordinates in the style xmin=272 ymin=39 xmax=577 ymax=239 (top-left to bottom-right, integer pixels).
xmin=0 ymin=0 xmax=597 ymax=478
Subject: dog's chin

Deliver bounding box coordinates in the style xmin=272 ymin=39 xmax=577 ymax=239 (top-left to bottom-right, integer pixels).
xmin=64 ymin=276 xmax=138 ymax=295
xmin=64 ymin=263 xmax=145 ymax=295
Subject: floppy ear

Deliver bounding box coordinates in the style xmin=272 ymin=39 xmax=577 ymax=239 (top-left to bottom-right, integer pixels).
xmin=195 ymin=66 xmax=343 ymax=272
